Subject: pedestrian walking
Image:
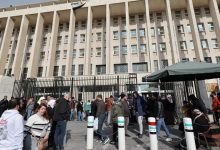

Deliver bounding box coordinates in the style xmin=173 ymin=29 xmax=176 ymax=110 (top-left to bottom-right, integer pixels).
xmin=77 ymin=100 xmax=83 ymax=121
xmin=69 ymin=97 xmax=76 ymax=121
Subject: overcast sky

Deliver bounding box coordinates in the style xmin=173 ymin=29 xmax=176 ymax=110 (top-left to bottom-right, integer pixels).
xmin=0 ymin=0 xmax=54 ymax=8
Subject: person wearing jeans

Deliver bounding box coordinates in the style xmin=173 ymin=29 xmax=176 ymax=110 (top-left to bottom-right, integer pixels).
xmin=53 ymin=93 xmax=70 ymax=150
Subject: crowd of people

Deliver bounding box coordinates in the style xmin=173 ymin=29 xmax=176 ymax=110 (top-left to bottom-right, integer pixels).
xmin=0 ymin=90 xmax=219 ymax=149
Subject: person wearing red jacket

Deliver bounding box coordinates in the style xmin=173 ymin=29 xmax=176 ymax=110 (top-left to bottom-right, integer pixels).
xmin=211 ymin=92 xmax=220 ymax=123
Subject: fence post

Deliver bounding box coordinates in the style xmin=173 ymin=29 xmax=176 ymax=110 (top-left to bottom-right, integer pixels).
xmin=118 ymin=116 xmax=125 ymax=150
xmin=148 ymin=117 xmax=158 ymax=150
xmin=183 ymin=117 xmax=196 ymax=150
xmin=71 ymin=77 xmax=73 ymax=98
xmin=93 ymin=76 xmax=96 ymax=99
xmin=87 ymin=116 xmax=94 ymax=150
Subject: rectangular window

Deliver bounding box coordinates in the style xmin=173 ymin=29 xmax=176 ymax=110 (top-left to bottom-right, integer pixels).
xmin=190 ymin=40 xmax=194 ymax=49
xmin=22 ymin=68 xmax=28 ymax=79
xmin=180 ymin=41 xmax=187 ymax=50
xmin=113 ymin=46 xmax=119 ymax=55
xmin=121 ymin=30 xmax=127 ymax=39
xmin=59 ymin=24 xmax=63 ymax=30
xmin=198 ymin=23 xmax=205 ymax=32
xmin=81 ymin=21 xmax=86 ymax=28
xmin=208 ymin=22 xmax=214 ymax=32
xmin=159 ymin=43 xmax=166 ymax=51
xmin=80 ymin=34 xmax=86 ymax=43
xmin=157 ymin=27 xmax=164 ymax=35
xmin=154 ymin=60 xmax=159 ymax=71
xmin=184 ymin=10 xmax=188 ymax=17
xmin=205 ymin=8 xmax=210 ymax=15
xmin=114 ymin=64 xmax=128 ymax=73
xmin=75 ymin=22 xmax=78 ymax=29
xmin=42 ymin=37 xmax=47 ymax=46
xmin=26 ymin=53 xmax=30 ymax=62
xmin=161 ymin=59 xmax=168 ymax=68
xmin=91 ymin=48 xmax=93 ymax=57
xmin=9 ymin=41 xmax=13 ymax=48
xmin=37 ymin=67 xmax=43 ymax=77
xmin=139 ymin=28 xmax=145 ymax=37
xmin=53 ymin=66 xmax=59 ymax=76
xmin=63 ymin=50 xmax=67 ymax=59
xmin=31 ymin=26 xmax=35 ymax=33
xmin=64 ymin=35 xmax=68 ymax=44
xmin=97 ymin=19 xmax=102 ymax=26
xmin=177 ymin=25 xmax=184 ymax=33
xmin=132 ymin=63 xmax=148 ymax=72
xmin=216 ymin=57 xmax=220 ymax=64
xmin=151 ymin=27 xmax=155 ymax=37
xmin=181 ymin=58 xmax=190 ymax=62
xmin=28 ymin=39 xmax=33 ymax=47
xmin=44 ymin=25 xmax=49 ymax=32
xmin=211 ymin=39 xmax=219 ymax=49
xmin=121 ymin=45 xmax=128 ymax=54
xmin=152 ymin=43 xmax=157 ymax=52
xmin=55 ymin=51 xmax=60 ymax=59
xmin=130 ymin=15 xmax=135 ymax=24
xmin=175 ymin=11 xmax=181 ymax=19
xmin=79 ymin=49 xmax=84 ymax=57
xmin=194 ymin=8 xmax=200 ymax=16
xmin=156 ymin=12 xmax=162 ymax=20
xmin=72 ymin=49 xmax=76 ymax=58
xmin=91 ymin=33 xmax=94 ymax=42
xmin=121 ymin=16 xmax=126 ymax=24
xmin=96 ymin=65 xmax=106 ymax=75
xmin=113 ymin=31 xmax=119 ymax=39
xmin=139 ymin=14 xmax=144 ymax=22
xmin=186 ymin=24 xmax=191 ymax=33
xmin=130 ymin=29 xmax=137 ymax=37
xmin=96 ymin=47 xmax=101 ymax=56
xmin=61 ymin=65 xmax=65 ymax=76
xmin=113 ymin=17 xmax=118 ymax=26
xmin=150 ymin=13 xmax=154 ymax=22
xmin=74 ymin=35 xmax=77 ymax=43
xmin=140 ymin=44 xmax=146 ymax=53
xmin=66 ymin=23 xmax=69 ymax=30
xmin=131 ymin=45 xmax=137 ymax=53
xmin=78 ymin=64 xmax=84 ymax=75
xmin=103 ymin=32 xmax=106 ymax=41
xmin=96 ymin=32 xmax=102 ymax=41
xmin=201 ymin=39 xmax=208 ymax=49
xmin=204 ymin=57 xmax=212 ymax=63
xmin=40 ymin=52 xmax=45 ymax=60
xmin=57 ymin=36 xmax=62 ymax=45
xmin=71 ymin=65 xmax=75 ymax=76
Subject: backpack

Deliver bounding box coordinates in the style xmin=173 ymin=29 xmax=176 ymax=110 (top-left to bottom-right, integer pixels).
xmin=0 ymin=118 xmax=8 ymax=140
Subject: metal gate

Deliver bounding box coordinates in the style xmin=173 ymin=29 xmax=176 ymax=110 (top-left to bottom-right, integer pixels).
xmin=12 ymin=73 xmax=137 ymax=100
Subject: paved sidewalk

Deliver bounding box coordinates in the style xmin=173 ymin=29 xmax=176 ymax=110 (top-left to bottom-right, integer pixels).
xmin=64 ymin=121 xmax=216 ymax=150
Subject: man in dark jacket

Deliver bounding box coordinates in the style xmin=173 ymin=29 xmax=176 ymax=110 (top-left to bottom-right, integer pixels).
xmin=0 ymin=96 xmax=8 ymax=117
xmin=188 ymin=94 xmax=207 ymax=114
xmin=53 ymin=93 xmax=71 ymax=150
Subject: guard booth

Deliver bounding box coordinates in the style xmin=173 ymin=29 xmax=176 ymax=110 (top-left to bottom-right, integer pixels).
xmin=12 ymin=73 xmax=137 ymax=101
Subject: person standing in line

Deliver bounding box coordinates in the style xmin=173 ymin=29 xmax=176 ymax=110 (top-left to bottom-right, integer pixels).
xmin=47 ymin=95 xmax=56 ymax=109
xmin=69 ymin=97 xmax=76 ymax=121
xmin=120 ymin=92 xmax=130 ymax=136
xmin=84 ymin=100 xmax=91 ymax=120
xmin=211 ymin=92 xmax=220 ymax=123
xmin=0 ymin=98 xmax=23 ymax=150
xmin=0 ymin=96 xmax=8 ymax=117
xmin=133 ymin=91 xmax=146 ymax=138
xmin=77 ymin=100 xmax=83 ymax=121
xmin=96 ymin=94 xmax=110 ymax=145
xmin=105 ymin=96 xmax=113 ymax=125
xmin=53 ymin=93 xmax=71 ymax=150
xmin=25 ymin=98 xmax=35 ymax=120
xmin=153 ymin=93 xmax=172 ymax=142
xmin=163 ymin=94 xmax=176 ymax=126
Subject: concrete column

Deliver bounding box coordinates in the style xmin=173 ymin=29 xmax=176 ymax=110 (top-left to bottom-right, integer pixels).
xmin=28 ymin=13 xmax=44 ymax=77
xmin=66 ymin=9 xmax=75 ymax=76
xmin=209 ymin=0 xmax=220 ymax=50
xmin=106 ymin=4 xmax=112 ymax=74
xmin=145 ymin=0 xmax=153 ymax=73
xmin=125 ymin=2 xmax=132 ymax=73
xmin=0 ymin=17 xmax=14 ymax=75
xmin=85 ymin=7 xmax=93 ymax=75
xmin=165 ymin=0 xmax=180 ymax=64
xmin=186 ymin=0 xmax=204 ymax=61
xmin=12 ymin=15 xmax=29 ymax=79
xmin=46 ymin=11 xmax=60 ymax=77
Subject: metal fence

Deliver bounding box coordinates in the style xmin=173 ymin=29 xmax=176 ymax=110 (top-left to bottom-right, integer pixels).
xmin=12 ymin=73 xmax=137 ymax=100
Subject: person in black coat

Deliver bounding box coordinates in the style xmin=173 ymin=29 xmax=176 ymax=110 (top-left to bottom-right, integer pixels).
xmin=0 ymin=96 xmax=8 ymax=117
xmin=188 ymin=94 xmax=207 ymax=114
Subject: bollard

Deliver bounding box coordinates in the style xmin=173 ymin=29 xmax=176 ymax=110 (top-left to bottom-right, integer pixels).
xmin=118 ymin=116 xmax=125 ymax=150
xmin=87 ymin=116 xmax=94 ymax=150
xmin=183 ymin=118 xmax=196 ymax=150
xmin=148 ymin=117 xmax=158 ymax=150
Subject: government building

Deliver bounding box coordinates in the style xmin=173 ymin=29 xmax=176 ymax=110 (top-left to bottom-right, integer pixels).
xmin=0 ymin=0 xmax=220 ymax=100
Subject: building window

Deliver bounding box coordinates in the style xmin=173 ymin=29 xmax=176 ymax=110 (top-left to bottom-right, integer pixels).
xmin=121 ymin=16 xmax=126 ymax=24
xmin=37 ymin=67 xmax=43 ymax=77
xmin=96 ymin=32 xmax=102 ymax=41
xmin=152 ymin=43 xmax=157 ymax=52
xmin=150 ymin=13 xmax=154 ymax=22
xmin=177 ymin=25 xmax=184 ymax=33
xmin=28 ymin=39 xmax=33 ymax=47
xmin=181 ymin=58 xmax=189 ymax=62
xmin=78 ymin=64 xmax=84 ymax=75
xmin=63 ymin=50 xmax=67 ymax=59
xmin=204 ymin=8 xmax=210 ymax=15
xmin=26 ymin=53 xmax=30 ymax=62
xmin=40 ymin=52 xmax=45 ymax=60
xmin=96 ymin=47 xmax=101 ymax=56
xmin=91 ymin=48 xmax=93 ymax=57
xmin=103 ymin=32 xmax=106 ymax=41
xmin=114 ymin=64 xmax=128 ymax=73
xmin=211 ymin=39 xmax=219 ymax=49
xmin=175 ymin=11 xmax=181 ymax=19
xmin=190 ymin=40 xmax=194 ymax=49
xmin=44 ymin=25 xmax=49 ymax=32
xmin=186 ymin=24 xmax=191 ymax=33
xmin=132 ymin=63 xmax=148 ymax=73
xmin=59 ymin=24 xmax=63 ymax=30
xmin=113 ymin=17 xmax=118 ymax=26
xmin=75 ymin=22 xmax=78 ymax=29
xmin=139 ymin=14 xmax=144 ymax=22
xmin=121 ymin=45 xmax=127 ymax=54
xmin=159 ymin=43 xmax=166 ymax=51
xmin=194 ymin=8 xmax=200 ymax=16
xmin=66 ymin=23 xmax=69 ymax=30
xmin=157 ymin=27 xmax=164 ymax=35
xmin=201 ymin=39 xmax=208 ymax=49
xmin=57 ymin=36 xmax=62 ymax=45
xmin=72 ymin=49 xmax=76 ymax=58
xmin=130 ymin=29 xmax=137 ymax=37
xmin=53 ymin=66 xmax=59 ymax=76
xmin=151 ymin=27 xmax=155 ymax=37
xmin=9 ymin=41 xmax=13 ymax=48
xmin=42 ymin=37 xmax=47 ymax=46
xmin=121 ymin=30 xmax=127 ymax=39
xmin=97 ymin=19 xmax=102 ymax=26
xmin=208 ymin=22 xmax=214 ymax=32
xmin=22 ymin=68 xmax=28 ymax=79
xmin=64 ymin=35 xmax=68 ymax=44
xmin=113 ymin=46 xmax=119 ymax=55
xmin=56 ymin=51 xmax=60 ymax=59
xmin=113 ymin=31 xmax=119 ymax=39
xmin=80 ymin=34 xmax=86 ymax=43
xmin=161 ymin=59 xmax=168 ymax=68
xmin=184 ymin=10 xmax=188 ymax=17
xmin=31 ymin=26 xmax=35 ymax=33
xmin=204 ymin=57 xmax=212 ymax=63
xmin=96 ymin=65 xmax=106 ymax=75
xmin=61 ymin=65 xmax=65 ymax=76
xmin=216 ymin=57 xmax=220 ymax=64
xmin=74 ymin=35 xmax=77 ymax=43
xmin=130 ymin=15 xmax=135 ymax=24
xmin=71 ymin=65 xmax=75 ymax=76
xmin=180 ymin=41 xmax=187 ymax=50
xmin=131 ymin=45 xmax=137 ymax=53
xmin=81 ymin=21 xmax=86 ymax=28
xmin=156 ymin=12 xmax=162 ymax=21
xmin=140 ymin=44 xmax=146 ymax=53
xmin=79 ymin=49 xmax=84 ymax=57
xmin=139 ymin=28 xmax=145 ymax=37
xmin=154 ymin=60 xmax=159 ymax=71
xmin=197 ymin=23 xmax=205 ymax=32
